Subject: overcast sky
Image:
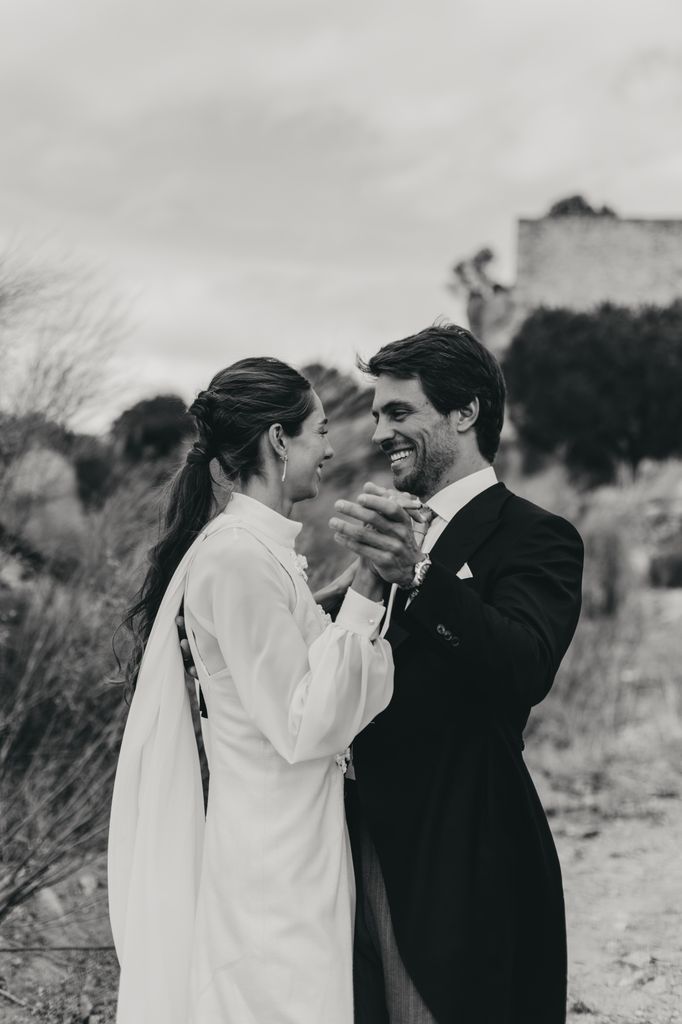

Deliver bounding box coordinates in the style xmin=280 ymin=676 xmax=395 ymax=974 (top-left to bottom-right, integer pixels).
xmin=1 ymin=0 xmax=681 ymax=425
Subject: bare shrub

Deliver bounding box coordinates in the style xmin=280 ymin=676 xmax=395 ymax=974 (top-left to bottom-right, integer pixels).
xmin=0 ymin=565 xmax=126 ymax=925
xmin=0 ymin=250 xmax=126 ymax=426
xmin=0 ymin=461 xmax=167 ymax=925
xmin=0 ymin=249 xmax=128 ymax=523
xmin=0 ymin=249 xmax=134 ymax=926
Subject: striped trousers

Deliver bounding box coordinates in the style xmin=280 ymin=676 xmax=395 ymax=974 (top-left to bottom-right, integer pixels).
xmin=353 ymin=818 xmax=437 ymax=1024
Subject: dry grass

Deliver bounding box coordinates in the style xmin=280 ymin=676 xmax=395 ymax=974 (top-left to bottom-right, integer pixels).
xmin=0 ymin=435 xmax=680 ymax=1020
xmin=0 ymin=475 xmax=162 ymax=927
xmin=524 ymin=461 xmax=682 ymax=763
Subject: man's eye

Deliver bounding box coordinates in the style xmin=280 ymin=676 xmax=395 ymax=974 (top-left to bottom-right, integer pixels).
xmin=392 ymin=410 xmax=408 ymax=421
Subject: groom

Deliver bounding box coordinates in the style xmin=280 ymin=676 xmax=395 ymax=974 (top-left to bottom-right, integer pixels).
xmin=330 ymin=323 xmax=583 ymax=1024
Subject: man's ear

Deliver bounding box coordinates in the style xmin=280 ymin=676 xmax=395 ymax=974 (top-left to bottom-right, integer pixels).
xmin=455 ymin=398 xmax=480 ymax=433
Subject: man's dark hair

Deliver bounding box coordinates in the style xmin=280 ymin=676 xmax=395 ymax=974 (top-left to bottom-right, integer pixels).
xmin=358 ymin=323 xmax=506 ymax=463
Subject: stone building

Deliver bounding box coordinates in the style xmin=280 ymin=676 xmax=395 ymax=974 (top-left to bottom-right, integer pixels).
xmin=454 ymin=198 xmax=682 ymax=353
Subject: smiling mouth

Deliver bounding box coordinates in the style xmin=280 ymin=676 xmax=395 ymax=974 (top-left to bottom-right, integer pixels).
xmin=388 ymin=447 xmax=414 ymax=467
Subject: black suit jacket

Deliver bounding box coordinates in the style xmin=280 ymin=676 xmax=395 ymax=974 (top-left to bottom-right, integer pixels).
xmin=348 ymin=482 xmax=584 ymax=1024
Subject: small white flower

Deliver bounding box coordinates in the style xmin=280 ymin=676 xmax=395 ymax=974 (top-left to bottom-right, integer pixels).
xmin=292 ymin=553 xmax=309 ymax=581
xmin=335 ymin=748 xmax=351 ymax=774
xmin=316 ymin=604 xmax=332 ymax=628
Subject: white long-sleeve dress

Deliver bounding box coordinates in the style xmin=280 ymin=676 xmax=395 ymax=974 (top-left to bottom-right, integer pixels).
xmin=108 ymin=492 xmax=394 ymax=1024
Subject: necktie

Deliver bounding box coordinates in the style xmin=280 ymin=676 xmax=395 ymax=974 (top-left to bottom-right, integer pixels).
xmin=379 ymin=506 xmax=435 ymax=640
xmin=412 ymin=505 xmax=435 ymax=548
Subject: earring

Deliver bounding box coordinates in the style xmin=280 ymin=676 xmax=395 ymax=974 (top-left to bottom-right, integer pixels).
xmin=281 ymin=453 xmax=288 ymax=483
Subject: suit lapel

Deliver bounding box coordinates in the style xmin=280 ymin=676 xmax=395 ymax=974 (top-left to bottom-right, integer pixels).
xmin=428 ymin=480 xmax=510 ymax=575
xmin=386 ymin=482 xmax=511 ymax=650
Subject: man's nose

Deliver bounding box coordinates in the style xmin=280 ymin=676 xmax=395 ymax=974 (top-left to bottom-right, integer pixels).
xmin=371 ymin=419 xmax=393 ymax=448
xmin=324 ymin=439 xmax=334 ymax=461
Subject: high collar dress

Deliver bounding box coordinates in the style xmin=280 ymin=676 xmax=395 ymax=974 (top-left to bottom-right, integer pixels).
xmin=109 ymin=492 xmax=393 ymax=1024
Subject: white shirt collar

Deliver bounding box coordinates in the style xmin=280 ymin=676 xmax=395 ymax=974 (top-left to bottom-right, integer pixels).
xmin=427 ymin=466 xmax=498 ymax=524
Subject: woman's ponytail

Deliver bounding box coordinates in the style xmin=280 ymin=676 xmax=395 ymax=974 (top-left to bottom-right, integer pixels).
xmin=119 ymin=358 xmax=314 ymax=696
xmin=121 ymin=446 xmax=216 ymax=696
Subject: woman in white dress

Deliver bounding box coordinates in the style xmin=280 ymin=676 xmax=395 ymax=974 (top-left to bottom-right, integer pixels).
xmin=108 ymin=357 xmax=394 ymax=1024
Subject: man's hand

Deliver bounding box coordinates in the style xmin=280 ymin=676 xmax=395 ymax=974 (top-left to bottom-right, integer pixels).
xmin=329 ymin=482 xmax=426 ymax=588
xmin=358 ymin=482 xmax=424 ymax=519
xmin=176 ymin=611 xmax=198 ymax=680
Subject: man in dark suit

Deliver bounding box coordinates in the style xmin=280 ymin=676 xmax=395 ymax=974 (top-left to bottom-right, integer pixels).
xmin=329 ymin=324 xmax=584 ymax=1024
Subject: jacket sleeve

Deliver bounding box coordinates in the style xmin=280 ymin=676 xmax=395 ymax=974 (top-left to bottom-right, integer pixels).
xmin=405 ymin=515 xmax=584 ymax=708
xmin=209 ymin=533 xmax=394 ymax=763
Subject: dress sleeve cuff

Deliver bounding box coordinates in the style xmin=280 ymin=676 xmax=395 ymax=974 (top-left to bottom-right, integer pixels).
xmin=335 ymin=588 xmax=385 ymax=638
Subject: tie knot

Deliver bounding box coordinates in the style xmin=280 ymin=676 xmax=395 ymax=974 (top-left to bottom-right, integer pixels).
xmin=412 ymin=505 xmax=435 ymax=545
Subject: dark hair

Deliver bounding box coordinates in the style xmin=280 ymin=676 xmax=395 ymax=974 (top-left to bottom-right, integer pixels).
xmin=357 ymin=323 xmax=506 ymax=462
xmin=120 ymin=357 xmax=314 ymax=695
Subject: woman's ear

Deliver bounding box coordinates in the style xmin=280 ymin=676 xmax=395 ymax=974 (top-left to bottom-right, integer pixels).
xmin=267 ymin=423 xmax=287 ymax=458
xmin=455 ymin=397 xmax=480 ymax=433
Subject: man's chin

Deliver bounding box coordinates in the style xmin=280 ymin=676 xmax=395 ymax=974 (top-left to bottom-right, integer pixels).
xmin=391 ymin=466 xmax=422 ymax=495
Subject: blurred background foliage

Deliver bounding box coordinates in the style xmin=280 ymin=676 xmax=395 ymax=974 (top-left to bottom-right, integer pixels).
xmin=503 ymin=302 xmax=682 ymax=483
xmin=1 ymin=247 xmax=682 ymax=969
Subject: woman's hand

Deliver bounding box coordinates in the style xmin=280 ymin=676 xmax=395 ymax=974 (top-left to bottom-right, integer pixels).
xmin=350 ymin=557 xmax=385 ymax=602
xmin=330 ymin=483 xmax=426 ymax=588
xmin=313 ymin=558 xmax=361 ymax=612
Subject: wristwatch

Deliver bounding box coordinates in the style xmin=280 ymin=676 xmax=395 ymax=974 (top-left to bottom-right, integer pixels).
xmin=401 ymin=553 xmax=432 ymax=591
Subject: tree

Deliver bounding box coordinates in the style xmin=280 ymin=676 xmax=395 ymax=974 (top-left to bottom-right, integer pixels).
xmin=0 ymin=251 xmax=126 ymax=429
xmin=547 ymin=195 xmax=616 ymax=218
xmin=302 ymin=363 xmax=372 ymax=418
xmin=73 ymin=434 xmax=116 ymax=507
xmin=111 ymin=394 xmax=194 ymax=461
xmin=502 ymin=302 xmax=682 ymax=482
xmin=0 ymin=248 xmax=126 ymax=521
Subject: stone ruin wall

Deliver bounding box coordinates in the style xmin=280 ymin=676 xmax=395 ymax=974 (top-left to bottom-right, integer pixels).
xmin=516 ymin=217 xmax=682 ymax=312
xmin=459 ymin=217 xmax=682 ymax=354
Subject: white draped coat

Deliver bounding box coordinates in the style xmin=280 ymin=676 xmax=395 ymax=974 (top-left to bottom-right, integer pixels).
xmin=108 ymin=493 xmax=394 ymax=1023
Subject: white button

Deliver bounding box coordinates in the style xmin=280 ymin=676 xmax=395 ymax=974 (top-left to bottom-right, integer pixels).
xmin=368 ymin=618 xmax=376 ymax=625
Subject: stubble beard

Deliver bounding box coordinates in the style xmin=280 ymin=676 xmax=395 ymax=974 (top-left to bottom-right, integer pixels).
xmin=398 ymin=441 xmax=455 ymax=501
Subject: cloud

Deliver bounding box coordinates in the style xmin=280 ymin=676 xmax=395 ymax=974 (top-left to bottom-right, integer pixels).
xmin=1 ymin=0 xmax=681 ymax=425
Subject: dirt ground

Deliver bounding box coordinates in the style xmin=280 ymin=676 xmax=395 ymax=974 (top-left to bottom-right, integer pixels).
xmin=2 ymin=593 xmax=681 ymax=1023
xmin=531 ymin=737 xmax=682 ymax=1024
xmin=2 ymin=744 xmax=680 ymax=1024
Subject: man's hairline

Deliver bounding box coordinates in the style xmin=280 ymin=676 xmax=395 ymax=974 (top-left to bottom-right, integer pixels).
xmin=369 ymin=368 xmax=478 ymax=421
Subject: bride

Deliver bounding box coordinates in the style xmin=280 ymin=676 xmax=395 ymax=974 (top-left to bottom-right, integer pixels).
xmin=108 ymin=357 xmax=394 ymax=1024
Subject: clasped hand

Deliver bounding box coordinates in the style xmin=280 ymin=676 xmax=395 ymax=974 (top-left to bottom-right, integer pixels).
xmin=177 ymin=482 xmax=428 ymax=680
xmin=329 ymin=482 xmax=426 ymax=588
